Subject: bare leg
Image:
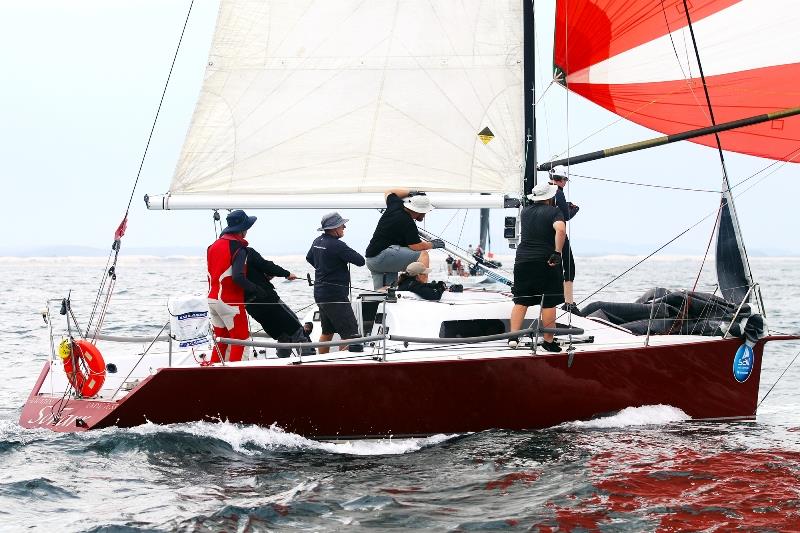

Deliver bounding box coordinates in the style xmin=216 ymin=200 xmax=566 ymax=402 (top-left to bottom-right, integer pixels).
xmin=540 ymin=306 xmax=556 ymax=343
xmin=510 ymin=304 xmax=528 ymax=334
xmin=318 ymin=333 xmax=333 ymax=355
xmin=563 ymin=281 xmax=574 ymax=304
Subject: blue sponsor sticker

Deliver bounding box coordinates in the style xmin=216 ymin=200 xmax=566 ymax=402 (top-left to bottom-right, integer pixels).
xmin=179 ymin=337 xmax=209 ymax=348
xmin=732 ymin=343 xmax=755 ymax=383
xmin=177 ymin=311 xmax=208 ymax=321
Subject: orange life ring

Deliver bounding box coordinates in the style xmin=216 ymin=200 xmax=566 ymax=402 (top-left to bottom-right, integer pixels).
xmin=61 ymin=339 xmax=106 ymax=398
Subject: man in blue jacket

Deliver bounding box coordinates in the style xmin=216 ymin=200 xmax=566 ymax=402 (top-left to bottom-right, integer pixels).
xmin=306 ymin=212 xmax=366 ymax=354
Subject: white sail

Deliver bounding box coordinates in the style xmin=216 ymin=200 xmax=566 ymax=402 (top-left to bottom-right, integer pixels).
xmin=168 ymin=0 xmax=524 ymax=200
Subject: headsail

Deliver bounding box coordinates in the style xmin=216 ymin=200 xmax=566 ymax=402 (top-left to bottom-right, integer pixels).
xmin=553 ymin=0 xmax=800 ymax=162
xmin=166 ymin=0 xmax=525 ymax=202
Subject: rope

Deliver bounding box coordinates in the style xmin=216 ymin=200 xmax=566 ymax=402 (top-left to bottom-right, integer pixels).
xmin=567 ymin=172 xmax=719 ymax=193
xmin=82 ymin=1 xmax=196 ymax=341
xmin=123 ymin=0 xmax=195 ymax=215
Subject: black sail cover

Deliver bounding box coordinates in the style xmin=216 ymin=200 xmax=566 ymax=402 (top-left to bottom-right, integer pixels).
xmin=715 ymin=197 xmax=750 ymax=304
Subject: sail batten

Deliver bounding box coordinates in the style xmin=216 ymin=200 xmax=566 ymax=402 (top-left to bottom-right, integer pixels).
xmin=169 ymin=0 xmax=525 ymax=198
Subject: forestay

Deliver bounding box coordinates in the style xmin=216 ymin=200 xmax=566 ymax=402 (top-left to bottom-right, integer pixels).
xmin=553 ymin=0 xmax=800 ymax=162
xmin=168 ymin=0 xmax=525 ymax=199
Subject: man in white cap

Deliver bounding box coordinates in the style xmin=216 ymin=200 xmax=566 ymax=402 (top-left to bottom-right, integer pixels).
xmin=306 ymin=212 xmax=365 ymax=354
xmin=550 ymin=173 xmax=581 ymax=316
xmin=365 ymin=188 xmax=445 ymax=289
xmin=508 ymin=182 xmax=566 ymax=352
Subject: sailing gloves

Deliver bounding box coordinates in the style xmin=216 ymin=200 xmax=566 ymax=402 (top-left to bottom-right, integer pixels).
xmin=430 ymin=238 xmax=446 ymax=249
xmin=547 ymin=251 xmax=562 ymax=267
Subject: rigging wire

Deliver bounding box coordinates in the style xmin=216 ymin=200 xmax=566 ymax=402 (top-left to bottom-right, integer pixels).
xmin=566 ymin=172 xmax=719 ymax=193
xmin=83 ymin=0 xmax=196 ymax=340
xmin=757 ymin=347 xmax=800 ymax=410
xmin=680 ymin=0 xmax=758 ymax=307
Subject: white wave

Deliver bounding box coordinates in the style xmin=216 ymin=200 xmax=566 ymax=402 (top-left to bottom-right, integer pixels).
xmin=564 ymin=404 xmax=690 ymax=428
xmin=129 ymin=420 xmax=455 ymax=456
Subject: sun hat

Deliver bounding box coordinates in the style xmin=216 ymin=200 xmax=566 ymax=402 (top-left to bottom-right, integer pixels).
xmin=221 ymin=209 xmax=257 ymax=235
xmin=404 ymin=195 xmax=434 ymax=214
xmin=404 ymin=262 xmax=432 ymax=276
xmin=318 ymin=212 xmax=349 ymax=231
xmin=526 ymin=182 xmax=559 ymax=201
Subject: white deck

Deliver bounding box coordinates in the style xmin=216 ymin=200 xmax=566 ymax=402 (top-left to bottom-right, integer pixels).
xmin=39 ymin=288 xmax=726 ymax=402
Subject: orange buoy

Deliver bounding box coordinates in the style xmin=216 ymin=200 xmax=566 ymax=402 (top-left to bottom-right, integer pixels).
xmin=60 ymin=339 xmax=106 ymax=398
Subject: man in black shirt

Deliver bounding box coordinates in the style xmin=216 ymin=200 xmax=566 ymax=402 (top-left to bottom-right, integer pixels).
xmin=509 ymin=182 xmax=566 ymax=353
xmin=365 ymin=188 xmax=445 ymax=289
xmin=306 ymin=212 xmax=366 ymax=354
xmin=550 ymin=174 xmax=581 ymax=316
xmin=231 ymin=246 xmax=312 ymax=357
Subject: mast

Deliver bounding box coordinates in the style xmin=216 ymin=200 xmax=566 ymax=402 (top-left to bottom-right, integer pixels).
xmin=479 ymin=209 xmax=490 ymax=251
xmin=522 ymin=0 xmax=536 ymax=198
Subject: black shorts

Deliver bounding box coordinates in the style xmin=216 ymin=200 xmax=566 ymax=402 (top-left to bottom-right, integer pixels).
xmin=562 ymin=238 xmax=576 ymax=282
xmin=512 ymin=260 xmax=564 ymax=308
xmin=318 ymin=302 xmax=359 ymax=338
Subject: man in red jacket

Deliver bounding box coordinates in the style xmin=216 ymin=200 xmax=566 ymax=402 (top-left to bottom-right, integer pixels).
xmin=207 ymin=210 xmax=257 ymax=363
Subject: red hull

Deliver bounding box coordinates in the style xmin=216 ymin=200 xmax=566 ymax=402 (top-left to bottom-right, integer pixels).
xmin=20 ymin=337 xmax=776 ymax=437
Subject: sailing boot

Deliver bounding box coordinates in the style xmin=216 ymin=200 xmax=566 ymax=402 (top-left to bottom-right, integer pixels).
xmin=290 ymin=327 xmax=316 ymax=356
xmin=540 ymin=339 xmax=562 ymax=353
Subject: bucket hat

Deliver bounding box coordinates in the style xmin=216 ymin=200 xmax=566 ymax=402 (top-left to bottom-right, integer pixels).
xmin=404 ymin=262 xmax=432 ymax=276
xmin=318 ymin=212 xmax=349 ymax=231
xmin=404 ymin=195 xmax=434 ymax=214
xmin=221 ymin=209 xmax=257 ymax=235
xmin=526 ymin=183 xmax=558 ymax=201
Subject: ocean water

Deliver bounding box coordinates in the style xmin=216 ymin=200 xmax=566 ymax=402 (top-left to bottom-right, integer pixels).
xmin=1 ymin=255 xmax=798 ymax=532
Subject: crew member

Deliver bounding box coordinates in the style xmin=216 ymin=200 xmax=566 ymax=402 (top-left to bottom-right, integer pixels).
xmin=306 ymin=212 xmax=366 ymax=354
xmin=206 ymin=209 xmax=256 ymax=363
xmin=365 ymin=189 xmax=445 ymax=289
xmin=395 ymin=262 xmax=449 ymax=301
xmin=508 ymin=183 xmax=566 ymax=353
xmin=233 ymin=246 xmax=310 ymax=358
xmin=550 ymin=173 xmax=581 ymax=316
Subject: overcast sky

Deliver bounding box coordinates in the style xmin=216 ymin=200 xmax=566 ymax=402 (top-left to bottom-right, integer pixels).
xmin=1 ymin=0 xmax=797 ymax=257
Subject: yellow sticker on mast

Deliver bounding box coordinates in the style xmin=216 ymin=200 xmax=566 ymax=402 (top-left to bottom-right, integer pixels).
xmin=478 ymin=127 xmax=494 ymax=145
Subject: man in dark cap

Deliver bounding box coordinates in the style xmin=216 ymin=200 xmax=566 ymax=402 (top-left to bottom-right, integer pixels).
xmin=306 ymin=212 xmax=366 ymax=354
xmin=207 ymin=209 xmax=257 ymax=363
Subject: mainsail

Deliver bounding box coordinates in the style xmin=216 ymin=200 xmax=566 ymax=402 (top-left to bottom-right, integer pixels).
xmin=553 ymin=0 xmax=800 ymax=162
xmin=162 ymin=0 xmax=526 ymax=204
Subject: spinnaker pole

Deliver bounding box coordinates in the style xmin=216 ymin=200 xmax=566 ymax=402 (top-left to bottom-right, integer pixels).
xmin=536 ymin=106 xmax=800 ymax=171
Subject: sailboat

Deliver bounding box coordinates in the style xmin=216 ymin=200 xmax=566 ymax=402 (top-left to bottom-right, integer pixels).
xmin=21 ymin=0 xmax=800 ymax=435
